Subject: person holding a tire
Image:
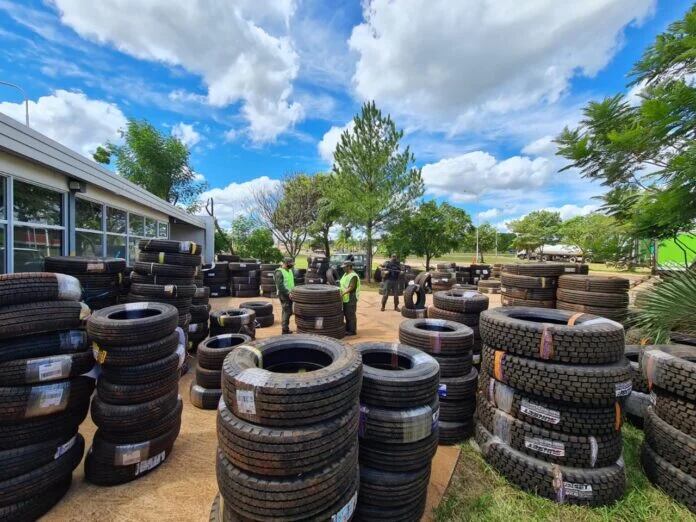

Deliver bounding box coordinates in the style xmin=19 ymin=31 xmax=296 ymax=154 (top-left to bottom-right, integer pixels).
xmin=381 ymin=254 xmax=402 ymax=312
xmin=274 ymin=258 xmax=295 ymax=334
xmin=340 ymin=260 xmax=360 ymax=336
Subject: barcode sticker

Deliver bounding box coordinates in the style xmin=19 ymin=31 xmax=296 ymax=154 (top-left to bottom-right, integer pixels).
xmin=331 ymin=491 xmax=357 ymax=522
xmin=563 ymin=482 xmax=593 ymax=499
xmin=86 ymin=262 xmax=105 ymax=272
xmin=39 ymin=361 xmax=65 ymax=381
xmin=236 ymin=390 xmax=256 ymax=414
xmin=40 ymin=386 xmax=65 ymax=408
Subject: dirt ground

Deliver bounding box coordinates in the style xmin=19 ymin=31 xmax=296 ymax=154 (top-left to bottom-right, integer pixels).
xmin=46 ymin=289 xmax=468 ymax=522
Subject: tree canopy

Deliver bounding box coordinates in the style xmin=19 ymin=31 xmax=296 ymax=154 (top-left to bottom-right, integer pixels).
xmin=226 ymin=216 xmax=283 ymax=262
xmin=507 ymin=210 xmax=562 ymax=253
xmin=559 ymin=213 xmax=629 ymax=262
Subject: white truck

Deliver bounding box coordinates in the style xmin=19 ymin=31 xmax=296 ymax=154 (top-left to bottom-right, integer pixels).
xmin=517 ymin=244 xmax=587 ymax=262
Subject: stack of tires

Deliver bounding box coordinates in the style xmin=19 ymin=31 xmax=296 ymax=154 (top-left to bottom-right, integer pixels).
xmin=399 ymin=318 xmax=477 ymax=444
xmin=211 ymin=335 xmax=361 ymax=521
xmin=469 ymin=264 xmax=491 ymax=285
xmin=402 ymin=284 xmax=428 ymax=319
xmin=500 ymin=263 xmax=565 ymax=309
xmin=240 ymin=301 xmax=274 ymax=328
xmin=210 ymin=308 xmax=256 ymax=339
xmin=190 ymin=334 xmax=250 ymax=410
xmin=189 ymin=286 xmax=211 ymax=351
xmin=0 ymin=273 xmax=93 ymax=519
xmin=476 ymin=307 xmax=630 ymax=506
xmin=355 ymin=342 xmax=439 ymax=521
xmin=455 ymin=266 xmax=470 ymax=285
xmin=478 ymin=279 xmax=501 ymax=294
xmin=430 ymin=264 xmax=455 ymax=291
xmin=640 ymin=344 xmax=696 ymax=512
xmin=85 ymin=302 xmax=185 ymax=485
xmin=119 ymin=265 xmax=132 ymax=303
xmin=306 ymin=254 xmax=329 ymax=283
xmin=556 ymin=274 xmax=629 ymax=323
xmin=292 ymin=285 xmax=345 ymax=338
xmin=217 ymin=254 xmax=240 ymax=263
xmin=293 ymin=268 xmax=306 ymax=286
xmin=491 ymin=264 xmax=502 ymax=278
xmin=229 ymin=261 xmax=261 ymax=298
xmin=259 ymin=264 xmax=279 ymax=298
xmin=428 ymin=289 xmax=489 ymax=366
xmin=45 ymin=256 xmax=126 ymax=310
xmin=203 ymin=263 xmax=230 ymax=298
xmin=623 ymin=345 xmax=652 ymax=427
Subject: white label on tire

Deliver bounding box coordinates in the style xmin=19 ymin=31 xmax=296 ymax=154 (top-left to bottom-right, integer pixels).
xmin=315 ymin=317 xmax=324 ymax=329
xmin=124 ymin=302 xmax=149 ymax=311
xmin=121 ymin=448 xmax=146 ymax=466
xmin=615 ymin=381 xmax=632 ymax=397
xmin=39 ymin=361 xmax=65 ymax=381
xmin=239 ymin=263 xmax=247 ymax=268
xmin=524 ymin=436 xmax=565 ymax=456
xmin=54 ymin=435 xmax=77 ymax=459
xmin=438 ymin=384 xmax=447 ymax=398
xmin=86 ymin=262 xmax=105 ymax=272
xmin=563 ymin=482 xmax=593 ymax=499
xmin=40 ymin=386 xmax=65 ymax=408
xmin=236 ymin=390 xmax=256 ymax=414
xmin=520 ymin=400 xmax=560 ymax=425
xmin=135 ymin=450 xmax=166 ymax=476
xmin=472 ymin=353 xmax=481 ymax=365
xmin=331 ymin=491 xmax=357 ymax=522
xmin=564 ymin=267 xmax=576 ymax=272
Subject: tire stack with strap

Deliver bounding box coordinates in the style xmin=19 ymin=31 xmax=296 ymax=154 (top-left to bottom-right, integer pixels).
xmin=229 ymin=261 xmax=261 ymax=298
xmin=354 ymin=342 xmax=439 ymax=521
xmin=293 ymin=268 xmax=306 ymax=286
xmin=500 ymin=263 xmax=565 ymax=309
xmin=0 ymin=273 xmax=93 ymax=519
xmin=189 ymin=286 xmax=211 ymax=352
xmin=85 ymin=302 xmax=185 ymax=485
xmin=469 ymin=263 xmax=491 ymax=285
xmin=556 ymin=274 xmax=630 ymax=324
xmin=491 ymin=264 xmax=502 ymax=278
xmin=44 ymin=256 xmax=126 ymax=310
xmin=259 ymin=263 xmax=279 ymax=298
xmin=305 ymin=254 xmax=328 ymax=284
xmin=430 ymin=263 xmax=455 ymax=292
xmin=210 ymin=335 xmax=362 ymax=522
xmin=210 ymin=308 xmax=257 ymax=339
xmin=455 ymin=265 xmax=471 ymax=285
xmin=203 ymin=262 xmax=230 ymax=297
xmin=399 ymin=318 xmax=477 ymax=444
xmin=240 ymin=301 xmax=274 ymax=328
xmin=640 ymin=344 xmax=696 ymax=513
xmin=118 ymin=265 xmax=132 ymax=303
xmin=190 ymin=334 xmax=250 ymax=410
xmin=478 ymin=279 xmax=501 ymax=294
xmin=292 ymin=285 xmax=345 ymax=339
xmin=217 ymin=254 xmax=240 ymax=262
xmin=476 ymin=307 xmax=630 ymax=506
xmin=623 ymin=344 xmax=652 ymax=427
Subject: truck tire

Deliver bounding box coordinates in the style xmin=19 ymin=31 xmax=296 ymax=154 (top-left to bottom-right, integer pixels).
xmin=398 ymin=319 xmax=474 ymax=355
xmin=87 ymin=302 xmax=179 ymax=346
xmin=432 ymin=290 xmax=489 ymax=313
xmin=138 ymin=239 xmax=202 ymax=255
xmin=0 ymin=273 xmax=82 ymax=307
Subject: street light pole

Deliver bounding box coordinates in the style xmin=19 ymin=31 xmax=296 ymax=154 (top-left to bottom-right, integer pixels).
xmin=0 ymin=81 xmax=29 ymax=127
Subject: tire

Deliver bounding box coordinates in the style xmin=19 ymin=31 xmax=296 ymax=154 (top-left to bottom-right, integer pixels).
xmin=498 ymin=285 xmax=556 ymax=300
xmin=296 ymin=314 xmax=344 ymax=331
xmin=0 ymin=475 xmax=72 ymax=522
xmin=479 ymin=307 xmax=625 ymax=364
xmin=0 ymin=301 xmax=89 ymax=340
xmin=0 ymin=330 xmax=87 ymax=364
xmin=556 ymin=288 xmax=628 ymax=308
xmin=0 ymin=350 xmax=94 ymax=385
xmin=501 ymin=295 xmax=555 ymax=308
xmin=190 ymin=382 xmax=221 ymax=410
xmin=138 ymin=239 xmax=202 ymax=255
xmin=238 ymin=301 xmax=273 ymax=317
xmin=87 ymin=302 xmax=179 ymax=346
xmin=91 ymin=386 xmax=179 ymax=433
xmin=0 ymin=404 xmax=88 ymax=450
xmin=124 ymin=294 xmax=192 ymax=314
xmin=0 ymin=272 xmax=82 ymax=306
xmin=0 ymin=432 xmax=80 ymax=481
xmin=644 ymin=407 xmax=696 ymax=476
xmin=426 ymin=306 xmax=479 ymax=326
xmin=194 ymin=286 xmax=211 ymax=300
xmin=414 ymin=272 xmax=432 ymax=292
xmin=502 ymin=263 xmax=566 ymax=277
xmin=558 ymin=274 xmax=629 ymax=293
xmin=221 ymin=335 xmax=361 ymax=427
xmin=208 ymin=284 xmax=229 ymax=297
xmin=196 ymin=365 xmax=222 ymax=389
xmin=229 ymin=262 xmax=260 ymax=272
xmin=190 ymin=304 xmax=211 ymax=323
xmin=44 ymin=256 xmax=126 ymax=274
xmin=93 ymin=330 xmax=180 ymax=367
xmin=439 ymin=397 xmax=475 ymax=422
xmin=438 ymin=419 xmax=473 ymax=445
xmin=403 ymin=284 xmax=426 ymax=310
xmin=291 ymin=284 xmax=342 ymax=305
xmin=355 ymin=342 xmax=439 ymax=408
xmin=642 ymin=442 xmax=696 ymax=512
xmin=198 ymin=334 xmax=252 ymax=371
xmin=433 ymin=290 xmax=489 ymax=313
xmin=130 ymin=272 xmax=195 ymax=286
xmin=294 ymin=301 xmax=343 ymax=317
xmin=398 ymin=319 xmax=474 ymax=356
xmin=133 ymin=261 xmax=196 ymax=278
xmin=556 ymin=301 xmax=627 ymax=323
xmin=357 ymin=465 xmax=429 ymax=522
xmin=360 ymin=399 xmax=439 ymax=443
xmin=231 ymin=290 xmax=260 ymax=298
xmin=129 ymin=283 xmax=196 ymax=299
xmin=476 ymin=423 xmax=625 ymax=506
xmin=326 ymin=268 xmax=339 ymax=285
xmin=0 ymin=376 xmax=94 ymax=421
xmin=401 ymin=307 xmax=427 ymax=319
xmin=624 ymin=345 xmax=649 ymax=393
xmin=296 ymin=324 xmax=346 ymax=339
xmin=653 ymin=390 xmax=696 ymax=438
xmin=436 ymin=352 xmax=473 ymax=378
xmin=501 ymin=273 xmax=558 ymax=289
xmin=256 ymin=315 xmax=274 ymax=328
xmin=438 ymin=367 xmax=477 ymax=400
xmin=96 ymin=372 xmax=180 ymax=405
xmin=640 ymin=345 xmax=696 ymax=401
xmin=138 ymin=251 xmax=202 ymax=267
xmin=359 ymin=429 xmax=438 ymax=472
xmin=481 ymin=345 xmax=632 ymax=406
xmin=100 ymin=349 xmax=181 ymax=385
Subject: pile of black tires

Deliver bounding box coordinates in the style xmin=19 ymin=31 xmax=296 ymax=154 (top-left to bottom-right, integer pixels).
xmin=86 ymin=302 xmax=185 ymax=485
xmin=469 ymin=264 xmax=492 ymax=285
xmin=500 ymin=263 xmax=565 ymax=309
xmin=355 ymin=342 xmax=439 ymax=520
xmin=191 ymin=334 xmax=250 ymax=410
xmin=259 ymin=264 xmax=279 ymax=297
xmin=0 ymin=272 xmax=93 ymax=519
xmin=430 ymin=264 xmax=455 ymax=291
xmin=189 ymin=286 xmax=211 ymax=351
xmin=478 ymin=279 xmax=501 ymax=294
xmin=402 ymin=272 xmax=432 ymax=319
xmin=240 ymin=301 xmax=274 ymax=328
xmin=45 ymin=256 xmax=126 ymax=310
xmin=399 ymin=318 xmax=477 ymax=444
xmin=293 ymin=267 xmax=306 ymax=286
xmin=203 ymin=262 xmax=229 ymax=297
xmin=210 ymin=308 xmax=256 ymax=339
xmin=229 ymin=261 xmax=261 ymax=298
xmin=476 ymin=307 xmax=631 ymax=506
xmin=305 ymin=254 xmax=328 ymax=284
xmin=292 ymin=284 xmax=345 ymax=338
xmin=211 ymin=335 xmax=361 ymax=521
xmin=640 ymin=344 xmax=696 ymax=513
xmin=556 ymin=274 xmax=629 ymax=324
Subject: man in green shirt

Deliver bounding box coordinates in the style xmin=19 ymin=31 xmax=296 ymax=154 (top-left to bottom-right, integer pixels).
xmin=274 ymin=258 xmax=295 ymax=334
xmin=339 ymin=260 xmax=360 ymax=336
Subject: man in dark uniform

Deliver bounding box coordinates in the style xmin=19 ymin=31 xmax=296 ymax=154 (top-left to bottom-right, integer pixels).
xmin=274 ymin=258 xmax=295 ymax=334
xmin=381 ymin=254 xmax=402 ymax=312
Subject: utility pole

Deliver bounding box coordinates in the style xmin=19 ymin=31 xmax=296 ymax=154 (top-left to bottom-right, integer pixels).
xmin=0 ymin=81 xmax=29 ymax=126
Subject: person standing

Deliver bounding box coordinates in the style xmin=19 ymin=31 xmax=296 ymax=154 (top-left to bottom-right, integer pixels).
xmin=274 ymin=258 xmax=295 ymax=334
xmin=339 ymin=260 xmax=360 ymax=336
xmin=381 ymin=254 xmax=402 ymax=312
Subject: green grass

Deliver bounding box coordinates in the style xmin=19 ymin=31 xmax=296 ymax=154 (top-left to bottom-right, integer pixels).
xmin=434 ymin=424 xmax=694 ymax=521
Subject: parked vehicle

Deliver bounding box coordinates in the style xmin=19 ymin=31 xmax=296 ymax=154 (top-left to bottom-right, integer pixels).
xmin=329 ymin=253 xmax=367 ymax=279
xmin=517 ymin=244 xmax=588 ymax=262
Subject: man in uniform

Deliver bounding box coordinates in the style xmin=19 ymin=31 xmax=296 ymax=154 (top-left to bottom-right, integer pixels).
xmin=339 ymin=260 xmax=360 ymax=336
xmin=274 ymin=258 xmax=295 ymax=334
xmin=381 ymin=253 xmax=402 ymax=312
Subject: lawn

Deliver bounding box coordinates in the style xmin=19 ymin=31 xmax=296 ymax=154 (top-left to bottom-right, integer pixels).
xmin=434 ymin=423 xmax=694 ymax=521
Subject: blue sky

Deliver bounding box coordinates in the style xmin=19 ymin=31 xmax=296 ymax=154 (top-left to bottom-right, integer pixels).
xmin=0 ymin=0 xmax=692 ymax=228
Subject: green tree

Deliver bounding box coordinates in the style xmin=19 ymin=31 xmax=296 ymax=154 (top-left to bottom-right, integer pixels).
xmin=309 ymin=174 xmax=340 ymax=258
xmin=227 ymin=216 xmax=282 ymax=262
xmin=386 ymin=201 xmax=472 ymax=270
xmin=331 ymin=102 xmax=424 ymax=282
xmin=560 ymin=214 xmax=629 ymax=262
xmin=94 ymin=119 xmax=206 ymax=212
xmin=555 ymin=6 xmax=696 ymax=267
xmin=496 ymin=232 xmax=516 ymax=253
xmin=508 ymin=210 xmax=562 ymax=255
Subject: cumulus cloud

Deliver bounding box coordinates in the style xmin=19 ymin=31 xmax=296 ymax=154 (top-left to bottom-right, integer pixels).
xmin=318 ymin=121 xmax=354 ymax=164
xmin=171 ymin=122 xmax=201 ymax=148
xmin=199 ymin=176 xmax=280 ymax=227
xmin=0 ymin=89 xmax=126 ymax=156
xmin=52 ymin=0 xmax=302 ymax=142
xmin=349 ymin=0 xmax=654 ymax=132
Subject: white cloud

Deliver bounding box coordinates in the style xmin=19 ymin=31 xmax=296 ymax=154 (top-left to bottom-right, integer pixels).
xmin=171 ymin=122 xmax=201 ymax=148
xmin=546 ymin=203 xmax=599 ymax=220
xmin=318 ymin=121 xmax=354 ymax=164
xmin=199 ymin=176 xmax=281 ymax=227
xmin=348 ymin=0 xmax=654 ymax=133
xmin=0 ymin=89 xmax=126 ymax=156
xmin=168 ymin=90 xmax=207 ymax=105
xmin=478 ymin=208 xmax=500 ymax=221
xmin=522 ymin=135 xmax=557 ymax=158
xmin=52 ymin=0 xmax=302 ymax=142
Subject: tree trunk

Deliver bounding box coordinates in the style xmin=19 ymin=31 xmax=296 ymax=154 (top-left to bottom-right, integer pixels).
xmin=425 ymin=254 xmax=431 ymax=272
xmin=366 ymin=224 xmax=373 ymax=283
xmin=480 ymin=252 xmax=485 ymax=263
xmin=323 ymin=228 xmax=331 ymax=258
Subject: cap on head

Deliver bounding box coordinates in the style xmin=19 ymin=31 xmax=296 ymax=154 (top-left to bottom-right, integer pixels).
xmin=342 ymin=260 xmax=353 ymax=268
xmin=284 ymin=257 xmax=294 ymax=266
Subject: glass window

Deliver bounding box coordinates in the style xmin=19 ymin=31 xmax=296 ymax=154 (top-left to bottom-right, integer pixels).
xmin=76 ymin=231 xmax=104 ymax=257
xmin=107 ymin=207 xmax=127 ymax=234
xmin=145 ymin=218 xmax=157 ymax=238
xmin=76 ymin=198 xmax=103 ymax=231
xmin=14 ymin=181 xmax=63 ymax=225
xmin=128 ymin=237 xmax=140 ymax=263
xmin=14 ymin=226 xmax=62 ymax=272
xmin=0 ymin=177 xmax=5 ymax=220
xmin=158 ymin=222 xmax=169 ymax=239
xmin=107 ymin=235 xmax=127 ymax=259
xmin=129 ymin=214 xmax=144 ymax=236
xmin=0 ymin=225 xmax=5 ymax=274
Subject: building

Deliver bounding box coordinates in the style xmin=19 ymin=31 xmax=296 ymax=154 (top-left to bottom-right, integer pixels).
xmin=0 ymin=112 xmax=214 ymax=273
